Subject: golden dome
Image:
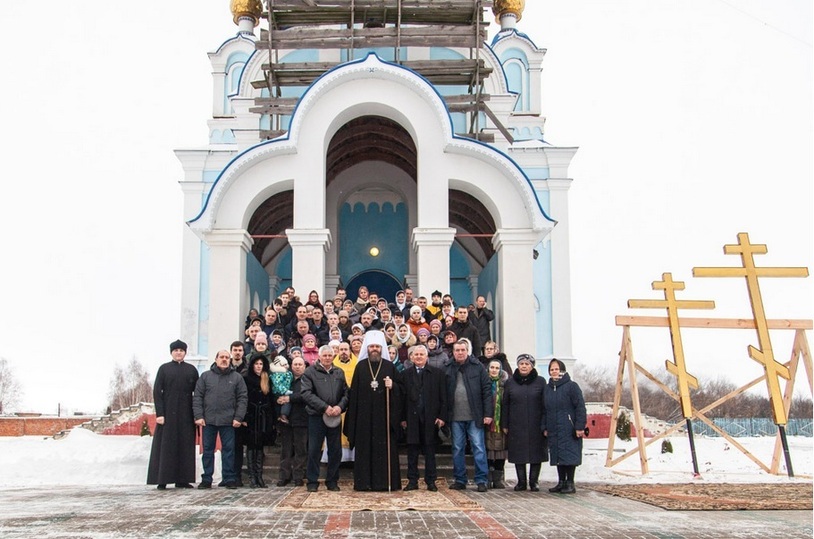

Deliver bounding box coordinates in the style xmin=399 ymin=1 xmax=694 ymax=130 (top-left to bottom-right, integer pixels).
xmin=230 ymin=0 xmax=263 ymax=26
xmin=492 ymin=0 xmax=525 ymax=23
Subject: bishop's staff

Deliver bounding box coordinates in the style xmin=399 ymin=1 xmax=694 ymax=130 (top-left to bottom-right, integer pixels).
xmin=385 ymin=375 xmax=393 ymax=493
xmin=694 ymin=232 xmax=809 ymax=478
xmin=629 ymin=272 xmax=715 ymax=477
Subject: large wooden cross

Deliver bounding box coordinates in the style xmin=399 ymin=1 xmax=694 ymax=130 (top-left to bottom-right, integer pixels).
xmin=628 ymin=273 xmax=714 ymax=419
xmin=693 ymin=232 xmax=809 ymax=425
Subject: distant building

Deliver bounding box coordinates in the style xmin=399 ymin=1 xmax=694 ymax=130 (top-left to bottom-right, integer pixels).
xmin=176 ymin=1 xmax=577 ymax=366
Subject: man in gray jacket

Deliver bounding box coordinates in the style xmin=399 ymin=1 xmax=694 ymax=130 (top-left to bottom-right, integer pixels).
xmin=193 ymin=349 xmax=248 ymax=489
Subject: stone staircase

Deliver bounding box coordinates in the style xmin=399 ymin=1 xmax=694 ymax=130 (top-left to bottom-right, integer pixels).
xmin=53 ymin=403 xmax=155 ymax=439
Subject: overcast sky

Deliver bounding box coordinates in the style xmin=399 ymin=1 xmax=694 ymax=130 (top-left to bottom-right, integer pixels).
xmin=0 ymin=1 xmax=811 ymax=414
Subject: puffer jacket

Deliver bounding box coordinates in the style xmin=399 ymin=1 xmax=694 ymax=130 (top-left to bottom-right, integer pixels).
xmin=193 ymin=363 xmax=248 ymax=426
xmin=541 ymin=372 xmax=586 ymax=466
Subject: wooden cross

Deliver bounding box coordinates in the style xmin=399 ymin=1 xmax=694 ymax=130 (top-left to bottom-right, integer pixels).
xmin=628 ymin=273 xmax=715 ymax=419
xmin=693 ymin=232 xmax=809 ymax=425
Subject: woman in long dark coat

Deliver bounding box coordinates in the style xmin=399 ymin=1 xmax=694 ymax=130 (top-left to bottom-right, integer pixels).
xmin=541 ymin=358 xmax=587 ymax=494
xmin=243 ymin=355 xmax=275 ymax=488
xmin=502 ymin=353 xmax=547 ymax=491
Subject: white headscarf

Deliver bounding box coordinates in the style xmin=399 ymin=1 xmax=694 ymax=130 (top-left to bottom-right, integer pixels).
xmin=358 ymin=330 xmax=391 ymax=361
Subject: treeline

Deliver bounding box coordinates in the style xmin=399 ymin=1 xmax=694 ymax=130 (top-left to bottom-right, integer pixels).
xmin=573 ymin=364 xmax=813 ymax=423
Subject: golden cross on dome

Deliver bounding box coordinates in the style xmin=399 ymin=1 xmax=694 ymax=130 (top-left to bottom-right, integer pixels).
xmin=693 ymin=232 xmax=809 ymax=425
xmin=629 ymin=273 xmax=715 ymax=419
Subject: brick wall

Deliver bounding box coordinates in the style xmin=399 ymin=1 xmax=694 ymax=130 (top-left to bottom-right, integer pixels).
xmin=0 ymin=417 xmax=91 ymax=437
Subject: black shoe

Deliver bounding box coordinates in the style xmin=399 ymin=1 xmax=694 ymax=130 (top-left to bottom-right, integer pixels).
xmin=404 ymin=482 xmax=419 ymax=491
xmin=327 ymin=484 xmax=340 ymax=492
xmin=156 ymin=484 xmax=167 ymax=490
xmin=217 ymin=480 xmax=227 ymax=487
xmin=514 ymin=483 xmax=527 ymax=492
xmin=198 ymin=482 xmax=212 ymax=489
xmin=235 ymin=480 xmax=245 ymax=488
xmin=427 ymin=482 xmax=438 ymax=492
xmin=476 ymin=483 xmax=488 ymax=492
xmin=174 ymin=483 xmax=193 ymax=489
xmin=560 ymin=481 xmax=576 ymax=494
xmin=548 ymin=481 xmax=565 ymax=493
xmin=529 ymin=484 xmax=540 ymax=492
xmin=224 ymin=482 xmax=238 ymax=490
xmin=306 ymin=484 xmax=318 ymax=492
xmin=276 ymin=479 xmax=290 ymax=487
xmin=449 ymin=482 xmax=466 ymax=490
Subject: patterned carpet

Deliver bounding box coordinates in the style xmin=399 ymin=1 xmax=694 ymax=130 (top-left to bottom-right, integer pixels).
xmin=275 ymin=480 xmax=482 ymax=512
xmin=586 ymin=482 xmax=813 ymax=511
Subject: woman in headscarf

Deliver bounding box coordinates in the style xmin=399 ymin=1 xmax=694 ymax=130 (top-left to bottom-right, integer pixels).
xmin=485 ymin=359 xmax=509 ymax=489
xmin=426 ymin=334 xmax=449 ymax=370
xmin=243 ymin=355 xmax=275 ymax=488
xmin=542 ymin=358 xmax=586 ymax=494
xmin=392 ymin=323 xmax=417 ymax=369
xmin=502 ymin=354 xmax=547 ymax=491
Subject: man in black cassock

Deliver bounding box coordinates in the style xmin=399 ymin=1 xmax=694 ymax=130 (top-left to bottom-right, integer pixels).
xmin=147 ymin=340 xmax=200 ymax=490
xmin=344 ymin=330 xmax=403 ymax=491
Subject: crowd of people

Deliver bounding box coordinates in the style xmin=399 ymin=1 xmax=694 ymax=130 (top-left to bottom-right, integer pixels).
xmin=146 ymin=286 xmax=587 ymax=495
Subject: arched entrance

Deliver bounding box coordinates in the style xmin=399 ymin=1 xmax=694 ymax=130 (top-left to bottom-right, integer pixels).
xmin=345 ymin=270 xmax=402 ymax=303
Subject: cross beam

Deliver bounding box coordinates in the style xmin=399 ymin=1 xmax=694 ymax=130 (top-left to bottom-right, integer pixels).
xmin=628 ymin=272 xmax=714 ymax=418
xmin=693 ymin=232 xmax=809 ymax=424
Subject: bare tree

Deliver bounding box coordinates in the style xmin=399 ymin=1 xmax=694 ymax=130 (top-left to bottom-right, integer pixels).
xmin=0 ymin=357 xmax=23 ymax=414
xmin=107 ymin=356 xmax=153 ymax=412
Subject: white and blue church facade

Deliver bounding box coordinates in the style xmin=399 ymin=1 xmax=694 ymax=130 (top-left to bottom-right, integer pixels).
xmin=176 ymin=0 xmax=577 ymax=368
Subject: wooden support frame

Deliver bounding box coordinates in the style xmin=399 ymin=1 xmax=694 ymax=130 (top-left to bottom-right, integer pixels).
xmin=606 ymin=317 xmax=812 ymax=476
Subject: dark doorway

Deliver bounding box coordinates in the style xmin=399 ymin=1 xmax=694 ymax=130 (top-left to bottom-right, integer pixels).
xmin=346 ymin=270 xmax=403 ymax=302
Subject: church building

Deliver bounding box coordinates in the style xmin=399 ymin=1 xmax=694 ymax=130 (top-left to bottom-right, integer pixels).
xmin=176 ymin=0 xmax=577 ymax=367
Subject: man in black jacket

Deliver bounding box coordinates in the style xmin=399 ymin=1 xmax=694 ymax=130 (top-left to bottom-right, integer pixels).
xmin=449 ymin=306 xmax=481 ymax=355
xmin=401 ymin=344 xmax=447 ymax=491
xmin=300 ymin=345 xmax=349 ymax=492
xmin=469 ymin=296 xmax=494 ymax=355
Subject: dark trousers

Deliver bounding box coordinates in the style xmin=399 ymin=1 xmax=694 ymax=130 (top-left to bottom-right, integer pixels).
xmin=202 ymin=425 xmax=236 ymax=483
xmin=407 ymin=419 xmax=437 ymax=484
xmin=278 ymin=423 xmax=307 ymax=482
xmin=307 ymin=414 xmax=341 ymax=487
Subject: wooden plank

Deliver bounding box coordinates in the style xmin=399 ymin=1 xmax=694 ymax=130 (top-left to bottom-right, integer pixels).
xmin=605 ymin=327 xmax=629 ymax=468
xmin=615 ymin=316 xmax=812 ymax=330
xmin=257 ymin=25 xmax=487 ymax=50
xmin=265 ymin=1 xmax=492 ymax=27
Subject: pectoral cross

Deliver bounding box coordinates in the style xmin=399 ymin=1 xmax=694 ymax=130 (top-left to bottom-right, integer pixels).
xmin=693 ymin=232 xmax=809 ymax=425
xmin=629 ymin=273 xmax=715 ymax=419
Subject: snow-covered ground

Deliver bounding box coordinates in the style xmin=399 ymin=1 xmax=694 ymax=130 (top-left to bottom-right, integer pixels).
xmin=0 ymin=428 xmax=810 ymax=487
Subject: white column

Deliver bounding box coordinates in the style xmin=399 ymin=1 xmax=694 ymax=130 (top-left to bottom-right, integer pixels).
xmin=287 ymin=229 xmax=332 ymax=299
xmin=325 ymin=274 xmax=341 ymax=300
xmin=204 ymin=229 xmax=253 ymax=357
xmin=411 ymin=228 xmax=455 ymax=297
xmin=179 ymin=182 xmax=207 ymax=354
xmin=467 ymin=275 xmax=479 ymax=305
xmin=493 ymin=229 xmax=542 ymax=368
xmin=546 ymin=177 xmax=574 ymax=359
xmin=268 ymin=276 xmax=281 ymax=304
xmin=404 ymin=274 xmax=418 ymax=291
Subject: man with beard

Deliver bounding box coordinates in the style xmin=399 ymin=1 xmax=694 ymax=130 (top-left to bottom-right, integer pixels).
xmin=147 ymin=340 xmax=199 ymax=490
xmin=343 ymin=330 xmax=403 ymax=491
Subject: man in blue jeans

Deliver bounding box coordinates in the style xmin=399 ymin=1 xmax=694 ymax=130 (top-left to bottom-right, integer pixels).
xmin=193 ymin=349 xmax=248 ymax=489
xmin=445 ymin=339 xmax=494 ymax=492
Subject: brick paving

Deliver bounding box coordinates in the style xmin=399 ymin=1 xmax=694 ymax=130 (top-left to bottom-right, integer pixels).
xmin=0 ymin=481 xmax=810 ymax=538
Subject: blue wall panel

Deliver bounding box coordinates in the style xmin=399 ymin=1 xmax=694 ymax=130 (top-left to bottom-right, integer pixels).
xmin=339 ymin=202 xmax=408 ymax=286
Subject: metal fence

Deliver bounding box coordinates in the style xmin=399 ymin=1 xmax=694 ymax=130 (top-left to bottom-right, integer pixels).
xmin=690 ymin=418 xmax=812 ymax=437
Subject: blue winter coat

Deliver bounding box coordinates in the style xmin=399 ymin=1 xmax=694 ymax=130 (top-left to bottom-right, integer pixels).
xmin=541 ymin=372 xmax=586 ymax=466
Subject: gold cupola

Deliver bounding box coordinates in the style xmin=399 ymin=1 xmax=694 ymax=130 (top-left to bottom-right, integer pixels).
xmin=492 ymin=0 xmax=525 ymax=28
xmin=230 ymin=0 xmax=263 ymax=27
